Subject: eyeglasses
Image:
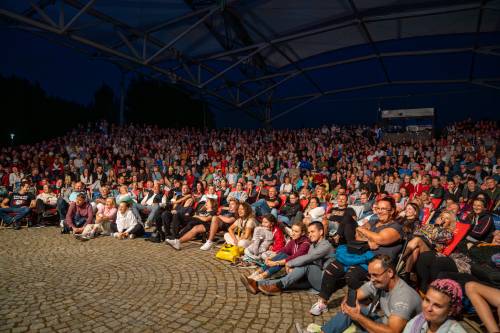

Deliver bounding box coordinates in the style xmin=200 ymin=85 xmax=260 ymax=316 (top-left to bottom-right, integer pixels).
xmin=368 ymin=268 xmax=388 ymax=279
xmin=377 ymin=207 xmax=392 ymax=212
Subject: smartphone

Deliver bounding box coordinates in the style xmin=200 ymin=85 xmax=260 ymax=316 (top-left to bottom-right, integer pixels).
xmin=347 ymin=288 xmax=357 ymax=307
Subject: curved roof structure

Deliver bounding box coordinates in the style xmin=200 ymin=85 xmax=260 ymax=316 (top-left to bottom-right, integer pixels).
xmin=1 ymin=0 xmax=500 ymax=125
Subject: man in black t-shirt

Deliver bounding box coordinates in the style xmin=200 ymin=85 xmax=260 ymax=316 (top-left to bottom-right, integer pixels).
xmin=0 ymin=182 xmax=35 ymax=229
xmin=262 ymin=168 xmax=278 ymax=187
xmin=327 ymin=194 xmax=357 ymax=243
xmin=252 ymin=187 xmax=281 ymax=217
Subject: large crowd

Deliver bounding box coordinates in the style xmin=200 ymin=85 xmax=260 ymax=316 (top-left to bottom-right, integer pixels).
xmin=0 ymin=119 xmax=499 ymax=333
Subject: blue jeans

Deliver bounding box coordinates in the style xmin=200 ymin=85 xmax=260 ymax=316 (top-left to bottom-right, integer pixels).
xmin=71 ymin=213 xmax=87 ymax=228
xmin=251 ymin=199 xmax=277 ymax=218
xmin=57 ymin=197 xmax=69 ymax=221
xmin=0 ymin=206 xmax=31 ymax=224
xmin=135 ymin=203 xmax=160 ymax=223
xmin=277 ymin=215 xmax=291 ymax=226
xmin=259 ymin=264 xmax=323 ymax=291
xmin=322 ymin=306 xmax=381 ymax=333
xmin=263 ymin=252 xmax=288 ymax=276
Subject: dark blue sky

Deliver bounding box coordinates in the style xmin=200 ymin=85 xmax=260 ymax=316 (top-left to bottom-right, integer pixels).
xmin=2 ymin=28 xmax=500 ymax=128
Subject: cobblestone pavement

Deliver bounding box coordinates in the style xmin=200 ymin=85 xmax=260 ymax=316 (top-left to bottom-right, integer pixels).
xmin=0 ymin=228 xmax=342 ymax=333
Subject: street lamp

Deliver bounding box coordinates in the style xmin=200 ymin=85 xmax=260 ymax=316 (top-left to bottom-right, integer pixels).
xmin=10 ymin=133 xmax=15 ymax=145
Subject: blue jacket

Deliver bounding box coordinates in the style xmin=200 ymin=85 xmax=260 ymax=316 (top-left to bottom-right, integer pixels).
xmin=335 ymin=244 xmax=374 ymax=272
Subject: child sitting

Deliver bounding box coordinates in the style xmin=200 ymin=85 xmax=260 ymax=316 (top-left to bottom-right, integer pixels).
xmin=244 ymin=214 xmax=284 ymax=260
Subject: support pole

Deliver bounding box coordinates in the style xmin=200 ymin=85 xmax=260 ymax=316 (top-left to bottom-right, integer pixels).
xmin=119 ymin=70 xmax=126 ymax=125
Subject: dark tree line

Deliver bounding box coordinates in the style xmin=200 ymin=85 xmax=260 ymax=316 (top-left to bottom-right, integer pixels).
xmin=0 ymin=75 xmax=213 ymax=145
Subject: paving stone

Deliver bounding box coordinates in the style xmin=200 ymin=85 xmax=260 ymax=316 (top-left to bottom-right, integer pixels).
xmin=0 ymin=228 xmax=339 ymax=333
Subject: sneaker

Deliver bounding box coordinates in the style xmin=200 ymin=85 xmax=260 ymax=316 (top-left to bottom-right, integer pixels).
xmin=75 ymin=234 xmax=90 ymax=242
xmin=309 ymin=301 xmax=328 ymax=316
xmin=129 ymin=234 xmax=136 ymax=239
xmin=59 ymin=220 xmax=65 ymax=228
xmin=247 ymin=271 xmax=259 ymax=280
xmin=13 ymin=221 xmax=21 ymax=230
xmin=305 ymin=323 xmax=322 ymax=333
xmin=165 ymin=238 xmax=180 ymax=250
xmin=200 ymin=240 xmax=214 ymax=251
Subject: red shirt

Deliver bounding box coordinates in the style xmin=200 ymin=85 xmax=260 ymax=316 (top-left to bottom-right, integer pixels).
xmin=270 ymin=225 xmax=286 ymax=252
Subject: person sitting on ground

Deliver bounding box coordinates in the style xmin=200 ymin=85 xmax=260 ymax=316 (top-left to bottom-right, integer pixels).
xmin=165 ymin=198 xmax=217 ymax=250
xmin=243 ymin=214 xmax=285 ymax=261
xmin=158 ymin=184 xmax=194 ymax=241
xmin=224 ymin=202 xmax=256 ymax=248
xmin=315 ymin=254 xmax=421 ymax=333
xmin=199 ymin=198 xmax=239 ymax=251
xmin=113 ymin=201 xmax=144 ymax=239
xmin=241 ymin=222 xmax=310 ymax=294
xmin=403 ymin=279 xmax=466 ymax=333
xmin=0 ymin=181 xmax=35 ymax=229
xmin=256 ymin=221 xmax=334 ymax=296
xmin=56 ymin=181 xmax=86 ymax=226
xmin=76 ymin=197 xmax=117 ymax=241
xmin=63 ymin=193 xmax=93 ymax=234
xmin=90 ymin=185 xmax=111 ymax=213
xmin=33 ymin=184 xmax=58 ymax=225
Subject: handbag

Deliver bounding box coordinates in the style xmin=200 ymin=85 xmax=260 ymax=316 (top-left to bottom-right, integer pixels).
xmin=215 ymin=218 xmax=248 ymax=262
xmin=347 ymin=240 xmax=370 ymax=254
xmin=215 ymin=244 xmax=244 ymax=263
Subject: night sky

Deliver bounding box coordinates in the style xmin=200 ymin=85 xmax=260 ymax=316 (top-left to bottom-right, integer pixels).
xmin=1 ymin=28 xmax=500 ymax=128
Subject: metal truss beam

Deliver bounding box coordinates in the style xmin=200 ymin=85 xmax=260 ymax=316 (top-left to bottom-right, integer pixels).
xmin=0 ymin=7 xmax=240 ymax=111
xmin=199 ymin=45 xmax=266 ymax=88
xmin=238 ymin=45 xmax=500 ymax=89
xmin=55 ymin=0 xmax=263 ymax=112
xmin=269 ymin=78 xmax=500 ymax=122
xmin=116 ymin=29 xmax=140 ymax=59
xmin=196 ymin=0 xmax=484 ymax=61
xmin=30 ymin=1 xmax=57 ymax=28
xmin=469 ymin=0 xmax=487 ymax=81
xmin=242 ymin=16 xmax=326 ymax=102
xmin=61 ymin=0 xmax=95 ymax=33
xmin=145 ymin=7 xmax=218 ymax=65
xmin=238 ymin=72 xmax=301 ymax=107
xmin=146 ymin=7 xmax=213 ymax=34
xmin=347 ymin=0 xmax=391 ymax=83
xmin=180 ymin=1 xmax=274 ymax=115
